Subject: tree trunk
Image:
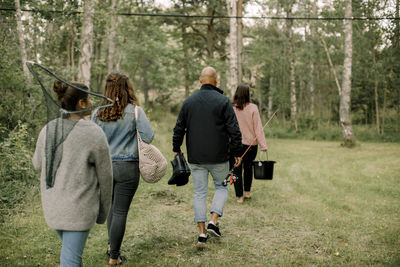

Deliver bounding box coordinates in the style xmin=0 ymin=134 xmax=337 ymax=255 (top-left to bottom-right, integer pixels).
xmin=182 ymin=22 xmax=190 ymax=98
xmin=142 ymin=67 xmax=149 ymax=106
xmin=206 ymin=1 xmax=215 ymax=59
xmin=321 ymin=38 xmax=342 ymax=96
xmin=268 ymin=75 xmax=274 ymax=118
xmin=382 ymin=88 xmax=386 ymax=136
xmin=108 ymin=0 xmax=117 ymax=74
xmin=237 ymin=0 xmax=243 ymax=84
xmin=78 ymin=0 xmax=95 ymax=87
xmin=14 ymin=0 xmax=30 ymax=82
xmin=287 ymin=7 xmax=297 ymax=131
xmin=373 ymin=51 xmax=380 ymax=134
xmin=227 ymin=0 xmax=238 ymax=97
xmin=396 ymin=0 xmax=400 ymax=133
xmin=309 ymin=0 xmax=317 ymax=116
xmin=70 ymin=23 xmax=76 ymax=80
xmin=340 ymin=0 xmax=355 ymax=146
xmin=309 ymin=60 xmax=315 ymax=115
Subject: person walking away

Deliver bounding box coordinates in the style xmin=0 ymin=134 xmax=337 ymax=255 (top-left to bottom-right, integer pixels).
xmin=172 ymin=66 xmax=242 ymax=249
xmin=32 ymin=80 xmax=113 ymax=267
xmin=92 ymin=72 xmax=154 ymax=265
xmin=232 ymin=84 xmax=268 ymax=203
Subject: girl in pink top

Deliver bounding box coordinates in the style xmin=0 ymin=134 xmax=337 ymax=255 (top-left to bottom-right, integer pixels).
xmin=232 ymin=84 xmax=267 ymax=203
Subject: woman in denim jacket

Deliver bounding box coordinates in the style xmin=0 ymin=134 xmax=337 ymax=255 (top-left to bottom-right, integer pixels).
xmin=92 ymin=72 xmax=154 ymax=265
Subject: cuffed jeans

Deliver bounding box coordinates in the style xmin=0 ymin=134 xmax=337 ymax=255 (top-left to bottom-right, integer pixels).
xmin=190 ymin=161 xmax=229 ymax=222
xmin=107 ymin=161 xmax=140 ymax=260
xmin=56 ymin=230 xmax=90 ymax=267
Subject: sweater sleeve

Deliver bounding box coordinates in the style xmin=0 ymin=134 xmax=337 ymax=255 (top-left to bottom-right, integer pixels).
xmin=136 ymin=106 xmax=154 ymax=144
xmin=252 ymin=106 xmax=267 ymax=151
xmin=91 ymin=130 xmax=113 ymax=224
xmin=32 ymin=127 xmax=45 ymax=171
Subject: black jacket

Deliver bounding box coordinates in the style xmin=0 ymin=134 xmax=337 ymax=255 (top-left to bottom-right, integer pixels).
xmin=173 ymin=84 xmax=242 ymax=164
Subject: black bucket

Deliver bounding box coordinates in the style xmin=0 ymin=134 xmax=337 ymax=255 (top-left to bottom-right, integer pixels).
xmin=253 ymin=160 xmax=276 ymax=180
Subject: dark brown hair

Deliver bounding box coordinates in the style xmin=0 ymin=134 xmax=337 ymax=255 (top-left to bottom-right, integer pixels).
xmin=232 ymin=84 xmax=250 ymax=110
xmin=53 ymin=80 xmax=89 ymax=111
xmin=97 ymin=72 xmax=139 ymax=121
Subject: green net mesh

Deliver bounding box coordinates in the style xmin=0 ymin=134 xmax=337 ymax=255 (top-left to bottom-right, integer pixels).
xmin=27 ymin=61 xmax=113 ymax=188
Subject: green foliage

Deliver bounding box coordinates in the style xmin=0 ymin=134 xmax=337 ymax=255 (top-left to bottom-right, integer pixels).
xmin=0 ymin=122 xmax=37 ymax=220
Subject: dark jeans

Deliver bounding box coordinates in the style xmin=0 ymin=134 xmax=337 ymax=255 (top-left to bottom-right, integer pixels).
xmin=231 ymin=145 xmax=258 ymax=197
xmin=107 ymin=161 xmax=140 ymax=260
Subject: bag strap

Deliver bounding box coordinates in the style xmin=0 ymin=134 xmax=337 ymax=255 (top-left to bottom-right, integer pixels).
xmin=134 ymin=106 xmax=142 ymax=142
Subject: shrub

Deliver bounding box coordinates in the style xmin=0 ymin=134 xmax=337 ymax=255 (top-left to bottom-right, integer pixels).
xmin=0 ymin=122 xmax=37 ymax=220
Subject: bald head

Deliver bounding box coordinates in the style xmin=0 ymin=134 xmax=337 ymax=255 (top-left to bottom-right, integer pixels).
xmin=200 ymin=66 xmax=218 ymax=86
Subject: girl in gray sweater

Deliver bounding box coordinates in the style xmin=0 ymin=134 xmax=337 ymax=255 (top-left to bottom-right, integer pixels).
xmin=32 ymin=81 xmax=113 ymax=267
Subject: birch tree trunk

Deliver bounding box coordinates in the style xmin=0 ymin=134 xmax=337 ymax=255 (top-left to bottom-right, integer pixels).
xmin=14 ymin=0 xmax=30 ymax=82
xmin=268 ymin=75 xmax=274 ymax=118
xmin=382 ymin=88 xmax=387 ymax=136
xmin=396 ymin=0 xmax=400 ymax=133
xmin=237 ymin=0 xmax=243 ymax=84
xmin=227 ymin=0 xmax=238 ymax=97
xmin=108 ymin=0 xmax=117 ymax=74
xmin=182 ymin=23 xmax=190 ymax=98
xmin=78 ymin=0 xmax=95 ymax=87
xmin=309 ymin=60 xmax=315 ymax=115
xmin=340 ymin=0 xmax=355 ymax=146
xmin=287 ymin=7 xmax=297 ymax=131
xmin=321 ymin=38 xmax=342 ymax=96
xmin=373 ymin=51 xmax=380 ymax=134
xmin=309 ymin=0 xmax=317 ymax=116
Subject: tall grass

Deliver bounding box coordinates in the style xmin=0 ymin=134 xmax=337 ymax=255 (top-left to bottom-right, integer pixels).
xmin=0 ymin=110 xmax=399 ymax=266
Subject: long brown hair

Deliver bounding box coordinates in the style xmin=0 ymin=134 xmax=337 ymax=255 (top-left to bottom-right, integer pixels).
xmin=232 ymin=84 xmax=250 ymax=110
xmin=97 ymin=72 xmax=139 ymax=121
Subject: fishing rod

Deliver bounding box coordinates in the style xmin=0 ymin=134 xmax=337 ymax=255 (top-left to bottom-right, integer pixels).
xmin=222 ymin=109 xmax=279 ymax=186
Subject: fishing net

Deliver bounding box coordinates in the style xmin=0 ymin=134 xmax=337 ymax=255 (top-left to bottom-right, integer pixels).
xmin=27 ymin=61 xmax=113 ymax=188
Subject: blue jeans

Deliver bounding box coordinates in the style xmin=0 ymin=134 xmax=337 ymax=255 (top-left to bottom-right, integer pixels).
xmin=190 ymin=162 xmax=229 ymax=222
xmin=56 ymin=230 xmax=90 ymax=267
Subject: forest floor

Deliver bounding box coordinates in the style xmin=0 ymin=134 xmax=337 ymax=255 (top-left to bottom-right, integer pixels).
xmin=0 ymin=119 xmax=399 ymax=266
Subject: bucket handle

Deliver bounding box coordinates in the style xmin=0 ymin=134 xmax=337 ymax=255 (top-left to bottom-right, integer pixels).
xmin=257 ymin=150 xmax=268 ymax=161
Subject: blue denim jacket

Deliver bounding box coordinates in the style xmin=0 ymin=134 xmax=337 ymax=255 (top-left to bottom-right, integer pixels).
xmin=92 ymin=104 xmax=154 ymax=161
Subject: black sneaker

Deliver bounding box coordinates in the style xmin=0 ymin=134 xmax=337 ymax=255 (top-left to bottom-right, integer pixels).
xmin=207 ymin=222 xmax=221 ymax=237
xmin=196 ymin=235 xmax=208 ymax=249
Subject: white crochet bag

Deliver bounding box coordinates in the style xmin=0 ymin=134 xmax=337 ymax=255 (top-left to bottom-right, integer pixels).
xmin=135 ymin=106 xmax=167 ymax=183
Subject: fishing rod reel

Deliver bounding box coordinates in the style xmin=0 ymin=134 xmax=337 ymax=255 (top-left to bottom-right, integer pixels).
xmin=222 ymin=170 xmax=238 ymax=186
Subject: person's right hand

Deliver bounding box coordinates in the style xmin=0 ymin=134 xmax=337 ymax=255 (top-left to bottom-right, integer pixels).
xmin=234 ymin=157 xmax=242 ymax=168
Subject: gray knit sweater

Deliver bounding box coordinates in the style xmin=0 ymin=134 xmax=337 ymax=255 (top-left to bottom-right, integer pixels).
xmin=32 ymin=119 xmax=113 ymax=231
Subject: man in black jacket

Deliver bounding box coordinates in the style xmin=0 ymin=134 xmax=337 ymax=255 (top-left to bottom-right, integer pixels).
xmin=172 ymin=66 xmax=242 ymax=248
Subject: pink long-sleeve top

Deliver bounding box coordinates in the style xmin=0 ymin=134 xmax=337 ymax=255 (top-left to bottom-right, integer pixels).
xmin=233 ymin=103 xmax=267 ymax=151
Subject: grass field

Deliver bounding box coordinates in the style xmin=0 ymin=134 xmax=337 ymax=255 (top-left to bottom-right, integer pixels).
xmin=0 ymin=117 xmax=399 ymax=266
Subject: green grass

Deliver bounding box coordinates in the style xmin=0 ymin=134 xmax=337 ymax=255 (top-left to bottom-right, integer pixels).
xmin=1 ymin=114 xmax=399 ymax=266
